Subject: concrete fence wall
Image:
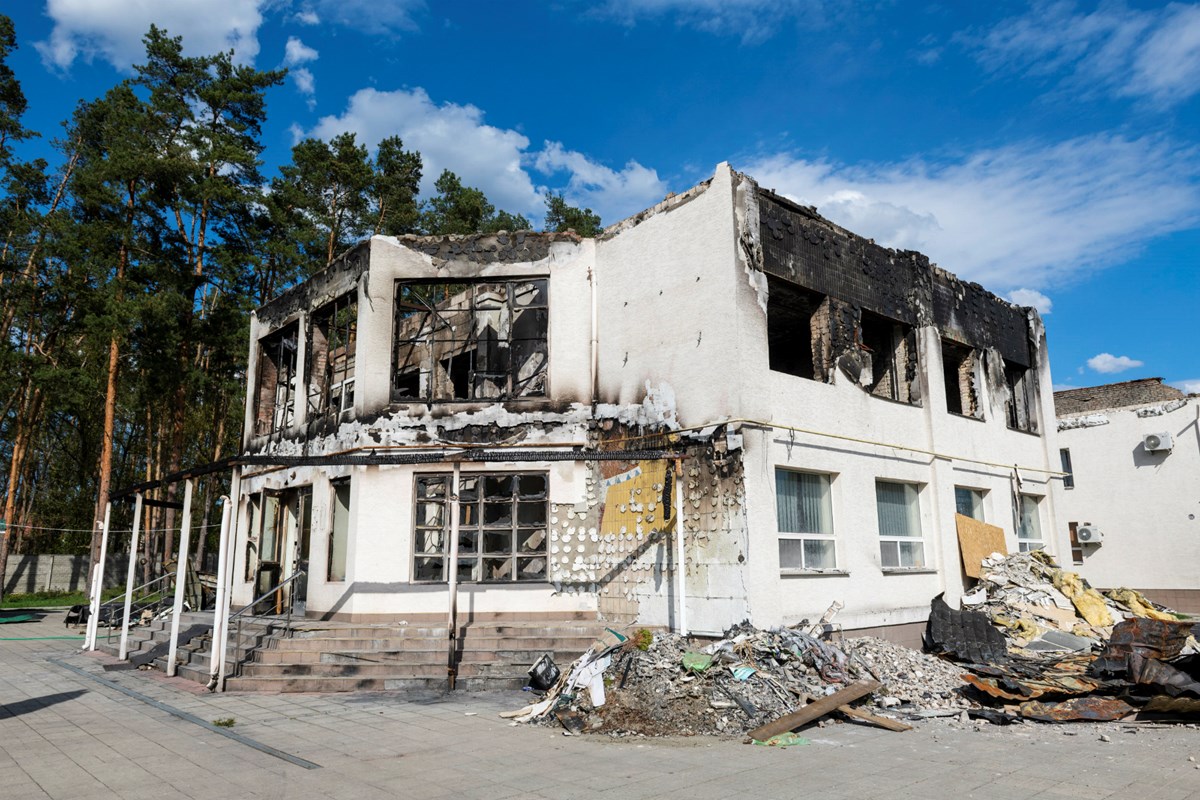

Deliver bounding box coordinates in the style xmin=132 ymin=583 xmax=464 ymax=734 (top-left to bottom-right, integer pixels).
xmin=4 ymin=554 xmax=130 ymax=595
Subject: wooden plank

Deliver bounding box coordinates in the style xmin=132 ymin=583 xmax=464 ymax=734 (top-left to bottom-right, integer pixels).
xmin=955 ymin=513 xmax=1008 ymax=579
xmin=838 ymin=704 xmax=912 ymax=732
xmin=747 ymin=679 xmax=880 ymax=741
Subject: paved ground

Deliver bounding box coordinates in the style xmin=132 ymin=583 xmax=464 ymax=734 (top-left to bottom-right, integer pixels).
xmin=2 ymin=609 xmax=1199 ymax=800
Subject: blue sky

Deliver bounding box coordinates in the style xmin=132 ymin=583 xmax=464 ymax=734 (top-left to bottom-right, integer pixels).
xmin=6 ymin=1 xmax=1199 ymax=393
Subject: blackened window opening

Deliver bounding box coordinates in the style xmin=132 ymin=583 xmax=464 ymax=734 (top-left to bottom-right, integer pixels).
xmin=413 ymin=472 xmax=548 ymax=583
xmin=767 ymin=276 xmax=821 ymax=380
xmin=941 ymin=339 xmax=977 ymax=417
xmin=1004 ymin=358 xmax=1036 ymax=432
xmin=309 ymin=293 xmax=357 ymax=418
xmin=255 ymin=323 xmax=299 ymax=435
xmin=859 ymin=311 xmax=915 ymax=403
xmin=393 ymin=279 xmax=548 ymax=402
xmin=1060 ymin=448 xmax=1074 ymax=489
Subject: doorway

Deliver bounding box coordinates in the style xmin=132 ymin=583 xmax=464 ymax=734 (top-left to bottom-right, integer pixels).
xmin=254 ymin=487 xmax=312 ymax=615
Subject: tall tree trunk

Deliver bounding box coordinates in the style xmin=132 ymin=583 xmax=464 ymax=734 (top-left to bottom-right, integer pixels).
xmin=0 ymin=383 xmax=44 ymax=600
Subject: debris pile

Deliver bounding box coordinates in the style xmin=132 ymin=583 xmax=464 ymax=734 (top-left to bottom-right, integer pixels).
xmin=503 ymin=552 xmax=1198 ymax=739
xmin=927 ymin=550 xmax=1199 ymax=722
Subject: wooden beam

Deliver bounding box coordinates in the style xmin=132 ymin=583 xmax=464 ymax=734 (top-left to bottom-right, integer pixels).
xmin=838 ymin=704 xmax=912 ymax=732
xmin=747 ymin=679 xmax=881 ymax=741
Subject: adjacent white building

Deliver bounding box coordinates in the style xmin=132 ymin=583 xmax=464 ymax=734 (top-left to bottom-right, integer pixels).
xmin=230 ymin=163 xmax=1067 ymax=643
xmin=1054 ymin=378 xmax=1200 ymax=612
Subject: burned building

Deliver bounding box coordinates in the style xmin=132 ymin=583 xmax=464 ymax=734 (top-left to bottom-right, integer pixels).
xmin=1054 ymin=378 xmax=1200 ymax=612
xmin=230 ymin=163 xmax=1065 ymax=641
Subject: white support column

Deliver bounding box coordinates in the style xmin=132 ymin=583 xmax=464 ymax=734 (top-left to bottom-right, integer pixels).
xmin=84 ymin=502 xmax=112 ymax=651
xmin=215 ymin=468 xmax=241 ymax=692
xmin=166 ymin=479 xmax=194 ymax=677
xmin=445 ymin=462 xmax=461 ymax=690
xmin=209 ymin=494 xmax=232 ymax=677
xmin=118 ymin=493 xmax=143 ymax=661
xmin=674 ymin=460 xmax=687 ymax=636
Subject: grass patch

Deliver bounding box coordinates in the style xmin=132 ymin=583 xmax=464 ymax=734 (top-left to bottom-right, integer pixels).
xmin=212 ymin=718 xmax=236 ymax=728
xmin=0 ymin=587 xmax=122 ymax=609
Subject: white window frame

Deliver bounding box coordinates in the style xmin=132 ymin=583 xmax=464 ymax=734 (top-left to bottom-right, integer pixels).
xmin=954 ymin=486 xmax=985 ymax=521
xmin=1017 ymin=494 xmax=1045 ymax=552
xmin=876 ymin=480 xmax=927 ymax=569
xmin=775 ymin=468 xmax=836 ymax=572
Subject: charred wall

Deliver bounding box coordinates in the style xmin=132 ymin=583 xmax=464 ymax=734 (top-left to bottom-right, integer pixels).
xmin=758 ymin=189 xmax=1033 ymax=368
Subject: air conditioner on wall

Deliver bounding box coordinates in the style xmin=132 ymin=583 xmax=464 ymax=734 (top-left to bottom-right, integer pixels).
xmin=1143 ymin=432 xmax=1173 ymax=453
xmin=1076 ymin=525 xmax=1104 ymax=544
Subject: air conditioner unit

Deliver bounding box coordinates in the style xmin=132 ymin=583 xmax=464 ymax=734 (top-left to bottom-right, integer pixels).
xmin=1143 ymin=432 xmax=1174 ymax=452
xmin=1076 ymin=525 xmax=1104 ymax=544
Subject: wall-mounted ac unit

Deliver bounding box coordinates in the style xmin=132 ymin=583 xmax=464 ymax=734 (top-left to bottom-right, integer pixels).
xmin=1076 ymin=525 xmax=1104 ymax=544
xmin=1143 ymin=432 xmax=1173 ymax=453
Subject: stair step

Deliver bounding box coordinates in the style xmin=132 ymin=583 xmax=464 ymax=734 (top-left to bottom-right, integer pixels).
xmin=223 ymin=674 xmax=528 ymax=693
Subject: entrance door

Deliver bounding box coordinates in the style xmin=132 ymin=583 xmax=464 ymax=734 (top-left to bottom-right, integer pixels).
xmin=254 ymin=488 xmax=312 ymax=615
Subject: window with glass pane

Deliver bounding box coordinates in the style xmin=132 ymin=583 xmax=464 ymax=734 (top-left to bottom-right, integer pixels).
xmin=1017 ymin=495 xmax=1044 ymax=552
xmin=954 ymin=487 xmax=984 ymax=520
xmin=775 ymin=469 xmax=835 ymax=570
xmin=876 ymin=480 xmax=926 ymax=568
xmin=328 ymin=480 xmax=350 ymax=582
xmin=413 ymin=472 xmax=548 ymax=582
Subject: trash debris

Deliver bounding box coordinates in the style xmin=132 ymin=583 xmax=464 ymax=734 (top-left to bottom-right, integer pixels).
xmin=527 ymin=654 xmax=560 ymax=691
xmin=751 ymin=732 xmax=809 ymax=747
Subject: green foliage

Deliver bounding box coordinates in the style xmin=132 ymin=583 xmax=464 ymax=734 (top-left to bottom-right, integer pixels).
xmin=543 ymin=192 xmax=602 ymax=236
xmin=633 ymin=628 xmax=654 ymax=651
xmin=211 ymin=717 xmax=236 ymax=727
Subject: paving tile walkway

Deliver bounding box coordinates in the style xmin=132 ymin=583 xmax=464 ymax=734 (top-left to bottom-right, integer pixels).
xmin=2 ymin=609 xmax=1199 ymax=799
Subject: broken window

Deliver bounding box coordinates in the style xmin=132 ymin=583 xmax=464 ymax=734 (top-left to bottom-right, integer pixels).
xmin=775 ymin=469 xmax=836 ymax=570
xmin=954 ymin=487 xmax=984 ymax=520
xmin=412 ymin=472 xmax=548 ymax=583
xmin=393 ymin=279 xmax=548 ymax=402
xmin=767 ymin=277 xmax=822 ymax=380
xmin=254 ymin=323 xmax=299 ymax=435
xmin=876 ymin=480 xmax=926 ymax=568
xmin=1016 ymin=494 xmax=1044 ymax=552
xmin=309 ymin=294 xmax=357 ymax=418
xmin=1060 ymin=448 xmax=1074 ymax=489
xmin=1068 ymin=522 xmax=1084 ymax=566
xmin=942 ymin=340 xmax=979 ymax=417
xmin=858 ymin=311 xmax=917 ymax=404
xmin=1004 ymin=359 xmax=1037 ymax=433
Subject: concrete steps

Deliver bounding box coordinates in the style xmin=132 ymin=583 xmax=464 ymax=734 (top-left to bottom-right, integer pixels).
xmin=99 ymin=612 xmax=619 ymax=694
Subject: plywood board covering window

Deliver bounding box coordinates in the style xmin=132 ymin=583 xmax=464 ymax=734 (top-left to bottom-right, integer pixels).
xmin=393 ymin=279 xmax=548 ymax=402
xmin=413 ymin=472 xmax=548 ymax=583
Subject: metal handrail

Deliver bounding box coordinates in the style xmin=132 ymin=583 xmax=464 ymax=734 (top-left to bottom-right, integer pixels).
xmin=225 ymin=569 xmax=307 ymax=678
xmin=102 ymin=573 xmax=176 ymax=641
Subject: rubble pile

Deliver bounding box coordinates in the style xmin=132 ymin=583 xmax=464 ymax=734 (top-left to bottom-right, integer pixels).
xmin=503 ymin=552 xmax=1198 ymax=738
xmin=928 ymin=550 xmax=1200 ymax=722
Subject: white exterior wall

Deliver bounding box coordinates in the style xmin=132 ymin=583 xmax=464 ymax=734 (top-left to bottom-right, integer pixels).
xmin=1057 ymin=398 xmax=1200 ymax=591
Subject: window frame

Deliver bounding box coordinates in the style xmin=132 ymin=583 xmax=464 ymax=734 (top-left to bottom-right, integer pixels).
xmin=774 ymin=468 xmax=837 ymax=572
xmin=411 ymin=471 xmax=549 ymax=584
xmin=1016 ymin=494 xmax=1045 ymax=552
xmin=328 ymin=479 xmax=351 ymax=582
xmin=875 ymin=480 xmax=928 ymax=569
xmin=392 ymin=278 xmax=549 ymax=403
xmin=254 ymin=322 xmax=300 ymax=436
xmin=1060 ymin=448 xmax=1074 ymax=489
xmin=954 ymin=486 xmax=985 ymax=521
xmin=309 ymin=293 xmax=358 ymax=420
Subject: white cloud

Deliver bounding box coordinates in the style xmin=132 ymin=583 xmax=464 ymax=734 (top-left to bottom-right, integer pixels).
xmin=533 ymin=142 xmax=667 ymax=223
xmin=294 ymin=9 xmax=320 ymax=25
xmin=1007 ymin=288 xmax=1052 ymax=315
xmin=309 ymin=87 xmax=540 ymax=216
xmin=743 ymin=134 xmax=1200 ymax=289
xmin=292 ymin=67 xmax=316 ymax=100
xmin=36 ymin=0 xmax=264 ymax=71
xmin=964 ymin=1 xmax=1200 ymax=106
xmin=1087 ymin=353 xmax=1144 ymax=374
xmin=1172 ymin=379 xmax=1200 ymax=394
xmin=595 ymin=0 xmax=840 ymax=44
xmin=307 ymin=0 xmax=424 ymax=34
xmin=283 ymin=36 xmax=319 ymax=67
xmin=307 ymin=88 xmax=667 ymax=224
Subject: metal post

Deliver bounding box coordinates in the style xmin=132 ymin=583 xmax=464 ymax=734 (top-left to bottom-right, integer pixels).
xmin=84 ymin=502 xmax=112 ymax=650
xmin=208 ymin=495 xmax=232 ymax=676
xmin=215 ymin=468 xmax=241 ymax=692
xmin=166 ymin=480 xmax=194 ymax=677
xmin=446 ymin=461 xmax=461 ymax=691
xmin=118 ymin=493 xmax=143 ymax=661
xmin=674 ymin=460 xmax=687 ymax=637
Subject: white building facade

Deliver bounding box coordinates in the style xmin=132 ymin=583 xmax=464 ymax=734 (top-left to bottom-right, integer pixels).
xmin=1055 ymin=379 xmax=1200 ymax=612
xmin=230 ymin=164 xmax=1067 ymax=641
